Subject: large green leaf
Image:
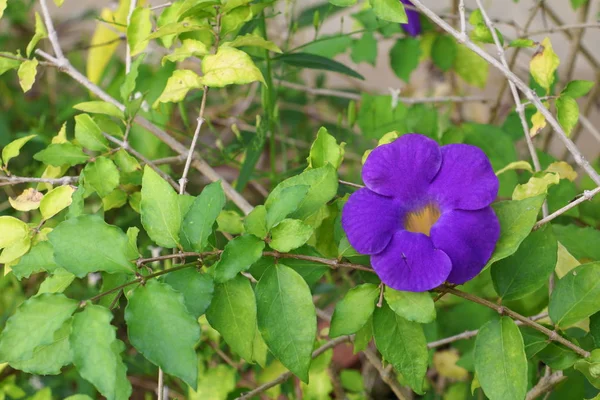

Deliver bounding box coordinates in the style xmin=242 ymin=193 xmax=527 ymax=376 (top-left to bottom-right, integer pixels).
xmin=549 ymin=262 xmax=600 ymax=328
xmin=206 ymin=275 xmax=257 ymax=362
xmin=276 ymin=53 xmax=364 ymax=80
xmin=474 ymin=317 xmax=527 ymax=400
xmin=164 ymin=269 xmax=214 ymax=318
xmin=491 ymin=224 xmax=557 ymax=301
xmin=384 ymin=287 xmax=436 ymax=324
xmin=330 ymin=283 xmax=379 ymax=337
xmin=256 ymin=264 xmax=316 ymax=382
xmin=141 ymin=165 xmax=181 ymax=248
xmin=49 ymin=215 xmax=136 ymax=277
xmin=0 ymin=294 xmax=77 ymax=364
xmin=71 ymin=305 xmax=131 ymax=400
xmin=213 ymin=234 xmax=265 ymax=283
xmin=180 ymin=181 xmax=226 ymax=252
xmin=125 ymin=280 xmax=200 ymax=389
xmin=373 ymin=302 xmax=428 ymax=393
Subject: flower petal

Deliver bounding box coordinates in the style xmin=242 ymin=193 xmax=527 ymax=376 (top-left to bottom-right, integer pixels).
xmin=400 ymin=0 xmax=422 ymax=37
xmin=362 ymin=134 xmax=442 ymax=202
xmin=371 ymin=231 xmax=452 ymax=292
xmin=430 ymin=207 xmax=500 ymax=284
xmin=428 ymin=144 xmax=499 ymax=210
xmin=341 ymin=188 xmax=402 ymax=255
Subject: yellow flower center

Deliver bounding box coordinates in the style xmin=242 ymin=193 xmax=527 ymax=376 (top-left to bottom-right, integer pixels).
xmin=404 ymin=203 xmax=441 ymax=236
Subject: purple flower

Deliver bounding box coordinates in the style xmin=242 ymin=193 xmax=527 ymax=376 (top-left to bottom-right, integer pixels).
xmin=342 ymin=134 xmax=500 ymax=292
xmin=400 ymin=0 xmax=422 ymax=37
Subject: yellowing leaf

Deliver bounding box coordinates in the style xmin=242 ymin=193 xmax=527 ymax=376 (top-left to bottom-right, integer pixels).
xmin=18 ymin=59 xmax=38 ymax=93
xmin=201 ymin=46 xmax=265 ymax=88
xmin=530 ymin=38 xmax=560 ymax=93
xmin=26 ymin=13 xmax=48 ymax=57
xmin=9 ymin=188 xmax=44 ymax=212
xmin=127 ymin=6 xmax=151 ymax=56
xmin=529 ymin=109 xmax=546 ymax=137
xmin=433 ymin=350 xmax=469 ymax=380
xmin=556 ymin=95 xmax=579 ymax=137
xmin=162 ymin=39 xmax=209 ymax=65
xmin=495 ymin=161 xmax=533 ymax=176
xmin=545 ymin=161 xmax=577 ymax=181
xmin=556 ymin=242 xmax=580 ymax=279
xmin=2 ymin=134 xmax=36 ymax=168
xmin=0 ymin=0 xmax=7 ymax=20
xmin=512 ymin=172 xmax=560 ymax=201
xmin=0 ymin=235 xmax=31 ymax=264
xmin=53 ymin=123 xmax=68 ymax=144
xmin=154 ymin=69 xmax=204 ymax=106
xmin=54 ymin=0 xmax=65 ymax=5
xmin=40 ymin=185 xmax=76 ymax=220
xmin=454 ymin=44 xmax=489 ymax=88
xmin=0 ymin=216 xmax=29 ymax=248
xmin=73 ymin=101 xmax=124 ymax=119
xmin=222 ymin=34 xmax=282 ymax=53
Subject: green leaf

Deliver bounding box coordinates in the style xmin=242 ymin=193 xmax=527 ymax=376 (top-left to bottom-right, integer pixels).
xmin=213 ymin=234 xmax=265 ymax=283
xmin=0 ymin=216 xmax=29 ymax=249
xmin=113 ymin=149 xmax=142 ymax=185
xmin=222 ymin=33 xmax=282 ymax=53
xmin=40 ymin=185 xmax=76 ymax=220
xmin=389 ymin=38 xmax=421 ymax=82
xmin=83 ymin=157 xmax=120 ymax=198
xmin=491 ymin=224 xmax=558 ymax=301
xmin=12 ymin=241 xmax=59 ymax=279
xmin=384 ymin=287 xmax=436 ymax=324
xmin=125 ymin=280 xmax=200 ymax=389
xmin=508 ymin=38 xmax=536 ymax=48
xmin=244 ymin=205 xmax=268 ymax=239
xmin=256 ymin=264 xmax=316 ymax=382
xmin=141 ymin=165 xmax=182 ymax=248
xmin=180 ymin=181 xmax=225 ymax=252
xmin=0 ymin=52 xmax=20 ymax=75
xmin=302 ymin=35 xmax=352 ymax=58
xmin=556 ymin=95 xmax=579 ymax=136
xmin=155 ymin=69 xmax=204 ymax=105
xmin=520 ymin=326 xmax=549 ymax=358
xmin=0 ymin=293 xmax=77 ymax=363
xmin=431 ymin=35 xmax=456 ymax=72
xmin=164 ymin=269 xmax=214 ymax=319
xmin=486 ymin=195 xmax=546 ymax=267
xmin=571 ymin=0 xmax=588 ymax=8
xmin=270 ymin=219 xmax=313 ymax=253
xmin=26 ymin=13 xmax=48 ymax=57
xmin=351 ymin=32 xmax=377 ymax=66
xmin=17 ymin=58 xmax=38 ymax=93
xmin=206 ymin=275 xmax=257 ymax=362
xmin=277 ymin=53 xmax=364 ymax=80
xmin=330 ymin=283 xmax=379 ymax=337
xmin=495 ymin=161 xmax=533 ymax=176
xmin=201 ymin=46 xmax=265 ymax=88
xmin=353 ymin=317 xmax=373 ymax=354
xmin=49 ymin=215 xmax=136 ymax=277
xmin=307 ymin=126 xmax=345 ymax=170
xmin=73 ymin=101 xmax=124 ymax=119
xmin=530 ymin=38 xmax=560 ymax=93
xmin=75 ymin=114 xmax=109 ymax=151
xmin=34 ymin=143 xmax=89 ymax=167
xmin=37 ymin=268 xmax=75 ymax=294
xmin=454 ymin=44 xmax=489 ymax=88
xmin=512 ymin=172 xmax=559 ymax=200
xmin=120 ymin=54 xmax=146 ymax=102
xmin=562 ymin=80 xmax=594 ymax=98
xmin=369 ymin=0 xmax=407 ymax=23
xmin=358 ymin=95 xmax=408 ymax=139
xmin=2 ymin=134 xmax=36 ymax=168
xmin=553 ymin=225 xmax=600 ymax=262
xmin=0 ymin=234 xmax=30 ymax=264
xmin=265 ymin=185 xmax=309 ymax=230
xmin=537 ymin=342 xmax=579 ymax=370
xmin=127 ymin=6 xmax=151 ymax=56
xmin=162 ymin=39 xmax=209 ymax=65
xmin=220 ymin=5 xmax=253 ymax=35
xmin=217 ymin=210 xmax=245 ymax=234
xmin=71 ymin=305 xmax=132 ymax=400
xmin=147 ymin=18 xmax=212 ymax=40
xmin=549 ymin=262 xmax=600 ymax=328
xmin=474 ymin=317 xmax=527 ymax=400
xmin=373 ymin=302 xmax=427 ymax=393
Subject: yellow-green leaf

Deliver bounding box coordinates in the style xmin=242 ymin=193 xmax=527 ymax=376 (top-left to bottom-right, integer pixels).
xmin=222 ymin=34 xmax=282 ymax=53
xmin=512 ymin=173 xmax=560 ymax=201
xmin=73 ymin=101 xmax=124 ymax=119
xmin=127 ymin=6 xmax=151 ymax=56
xmin=154 ymin=69 xmax=204 ymax=105
xmin=18 ymin=59 xmax=38 ymax=93
xmin=40 ymin=185 xmax=76 ymax=220
xmin=147 ymin=19 xmax=211 ymax=40
xmin=530 ymin=37 xmax=560 ymax=93
xmin=453 ymin=44 xmax=489 ymax=88
xmin=369 ymin=0 xmax=408 ymax=24
xmin=201 ymin=46 xmax=265 ymax=88
xmin=307 ymin=127 xmax=345 ymax=170
xmin=0 ymin=52 xmax=20 ymax=75
xmin=162 ymin=39 xmax=210 ymax=65
xmin=2 ymin=134 xmax=36 ymax=168
xmin=0 ymin=235 xmax=31 ymax=264
xmin=54 ymin=0 xmax=64 ymax=6
xmin=9 ymin=188 xmax=44 ymax=212
xmin=26 ymin=13 xmax=48 ymax=57
xmin=556 ymin=95 xmax=579 ymax=137
xmin=529 ymin=109 xmax=546 ymax=137
xmin=0 ymin=216 xmax=29 ymax=248
xmin=545 ymin=161 xmax=577 ymax=181
xmin=495 ymin=161 xmax=533 ymax=176
xmin=0 ymin=0 xmax=7 ymax=19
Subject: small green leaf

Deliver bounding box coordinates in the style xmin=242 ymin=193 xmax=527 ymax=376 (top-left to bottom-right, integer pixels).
xmin=162 ymin=39 xmax=209 ymax=65
xmin=571 ymin=0 xmax=588 ymax=10
xmin=120 ymin=53 xmax=146 ymax=103
xmin=0 ymin=293 xmax=77 ymax=364
xmin=495 ymin=161 xmax=533 ymax=176
xmin=389 ymin=38 xmax=421 ymax=82
xmin=265 ymin=185 xmax=309 ymax=230
xmin=277 ymin=53 xmax=364 ymax=80
xmin=351 ymin=32 xmax=377 ymax=66
xmin=18 ymin=58 xmax=38 ymax=92
xmin=431 ymin=35 xmax=456 ymax=72
xmin=454 ymin=44 xmax=489 ymax=88
xmin=71 ymin=305 xmax=132 ymax=400
xmin=155 ymin=69 xmax=204 ymax=105
xmin=40 ymin=185 xmax=76 ymax=220
xmin=330 ymin=284 xmax=379 ymax=337
xmin=201 ymin=46 xmax=265 ymax=88
xmin=307 ymin=127 xmax=345 ymax=170
xmin=508 ymin=38 xmax=536 ymax=48
xmin=0 ymin=216 xmax=29 ymax=249
xmin=270 ymin=219 xmax=313 ymax=253
xmin=556 ymin=95 xmax=579 ymax=136
xmin=26 ymin=13 xmax=48 ymax=57
xmin=141 ymin=165 xmax=181 ymax=248
xmin=384 ymin=287 xmax=436 ymax=324
xmin=520 ymin=326 xmax=549 ymax=358
xmin=49 ymin=215 xmax=136 ymax=277
xmin=206 ymin=275 xmax=257 ymax=362
xmin=164 ymin=269 xmax=214 ymax=319
xmin=127 ymin=6 xmax=151 ymax=56
xmin=75 ymin=114 xmax=109 ymax=151
xmin=2 ymin=134 xmax=36 ymax=168
xmin=562 ymin=80 xmax=594 ymax=98
xmin=73 ymin=101 xmax=124 ymax=119
xmin=329 ymin=0 xmax=357 ymax=6
xmin=34 ymin=143 xmax=89 ymax=167
xmin=530 ymin=38 xmax=560 ymax=93
xmin=256 ymin=264 xmax=316 ymax=382
xmin=244 ymin=205 xmax=268 ymax=239
xmin=512 ymin=172 xmax=559 ymax=200
xmin=113 ymin=149 xmax=142 ymax=185
xmin=213 ymin=234 xmax=265 ymax=283
xmin=217 ymin=210 xmax=245 ymax=234
xmin=180 ymin=181 xmax=226 ymax=252
xmin=549 ymin=262 xmax=600 ymax=328
xmin=125 ymin=280 xmax=200 ymax=389
xmin=147 ymin=19 xmax=212 ymax=40
xmin=83 ymin=157 xmax=120 ymax=198
xmin=369 ymin=0 xmax=408 ymax=23
xmin=222 ymin=33 xmax=282 ymax=53
xmin=373 ymin=302 xmax=427 ymax=393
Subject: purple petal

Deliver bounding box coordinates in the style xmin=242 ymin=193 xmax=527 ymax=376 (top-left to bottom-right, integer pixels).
xmin=430 ymin=207 xmax=500 ymax=284
xmin=371 ymin=230 xmax=452 ymax=292
xmin=341 ymin=188 xmax=402 ymax=255
xmin=362 ymin=134 xmax=442 ymax=203
xmin=428 ymin=144 xmax=499 ymax=211
xmin=400 ymin=0 xmax=422 ymax=37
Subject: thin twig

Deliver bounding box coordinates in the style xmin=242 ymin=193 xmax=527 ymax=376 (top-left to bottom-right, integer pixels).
xmin=525 ymin=371 xmax=567 ymax=400
xmin=533 ymin=187 xmax=600 ymax=229
xmin=263 ymin=251 xmax=375 ymax=273
xmin=458 ymin=0 xmax=467 ymax=41
xmin=523 ymin=22 xmax=600 ymax=37
xmin=39 ymin=0 xmax=65 ymax=62
xmin=338 ymin=179 xmax=364 ymax=189
xmin=157 ymin=368 xmax=164 ymax=400
xmin=150 ymin=2 xmax=172 ymax=11
xmin=363 ymin=348 xmax=409 ymax=400
xmin=0 ymin=176 xmax=78 ymax=187
xmin=563 ymin=1 xmax=591 ymax=89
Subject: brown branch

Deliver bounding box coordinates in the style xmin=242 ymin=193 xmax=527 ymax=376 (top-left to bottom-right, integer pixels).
xmin=533 ymin=186 xmax=600 ymax=229
xmin=363 ymin=348 xmax=410 ymax=400
xmin=525 ymin=371 xmax=566 ymax=400
xmin=0 ymin=176 xmax=78 ymax=187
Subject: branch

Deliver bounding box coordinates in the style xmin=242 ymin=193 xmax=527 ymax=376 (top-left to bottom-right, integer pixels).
xmin=234 ymin=336 xmax=352 ymax=400
xmin=363 ymin=348 xmax=410 ymax=400
xmin=124 ymin=0 xmax=137 ymax=74
xmin=523 ymin=22 xmax=600 ymax=37
xmin=0 ymin=176 xmax=78 ymax=187
xmin=458 ymin=0 xmax=467 ymax=41
xmin=525 ymin=371 xmax=566 ymax=400
xmin=39 ymin=0 xmax=65 ymax=62
xmin=533 ymin=186 xmax=600 ymax=229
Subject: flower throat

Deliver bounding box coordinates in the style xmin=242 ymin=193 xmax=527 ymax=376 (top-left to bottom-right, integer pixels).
xmin=404 ymin=203 xmax=441 ymax=236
